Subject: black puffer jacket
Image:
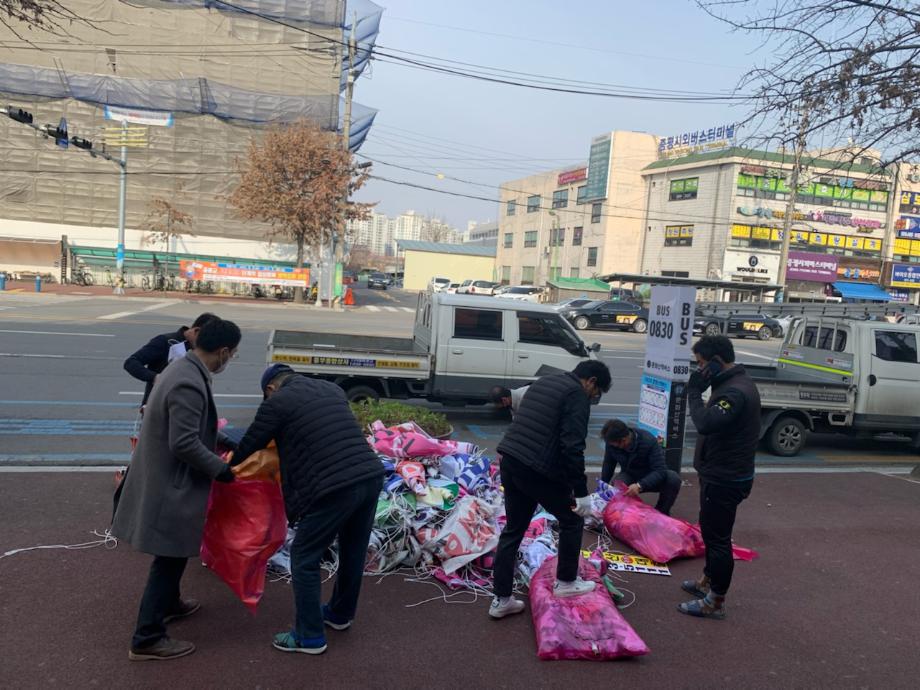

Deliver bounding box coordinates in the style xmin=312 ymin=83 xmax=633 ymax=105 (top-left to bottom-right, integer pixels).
xmin=124 ymin=328 xmax=189 ymax=404
xmin=497 ymin=371 xmax=591 ymax=497
xmin=601 ymin=426 xmax=667 ymax=488
xmin=233 ymin=376 xmax=383 ymax=522
xmin=689 ymin=365 xmax=761 ymax=484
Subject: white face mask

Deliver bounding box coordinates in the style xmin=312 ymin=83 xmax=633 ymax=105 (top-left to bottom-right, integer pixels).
xmin=213 ymin=349 xmax=231 ymax=375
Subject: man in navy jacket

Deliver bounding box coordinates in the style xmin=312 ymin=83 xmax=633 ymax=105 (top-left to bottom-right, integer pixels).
xmin=600 ymin=419 xmax=681 ymax=515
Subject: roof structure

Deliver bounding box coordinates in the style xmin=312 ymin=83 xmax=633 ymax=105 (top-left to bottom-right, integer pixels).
xmin=396 ymin=240 xmax=496 ymax=257
xmin=546 ymin=277 xmax=610 ymax=293
xmin=643 ymin=147 xmax=889 ymax=176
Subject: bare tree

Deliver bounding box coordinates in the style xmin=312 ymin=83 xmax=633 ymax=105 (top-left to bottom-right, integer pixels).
xmin=701 ymin=0 xmax=920 ymax=166
xmin=421 ymin=212 xmax=454 ymax=243
xmin=1 ymin=0 xmax=85 ymax=35
xmin=229 ymin=119 xmax=372 ymax=302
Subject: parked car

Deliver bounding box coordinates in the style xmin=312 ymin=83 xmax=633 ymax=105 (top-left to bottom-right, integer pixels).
xmin=430 ymin=277 xmax=451 ymax=292
xmin=562 ymin=300 xmax=649 ymax=333
xmin=553 ymin=298 xmax=596 ymax=311
xmin=693 ymin=312 xmax=780 ymax=340
xmin=367 ymin=272 xmax=389 ymax=290
xmin=493 ymin=285 xmax=512 ymax=296
xmin=608 ymin=287 xmax=638 ymax=302
xmin=458 ymin=279 xmax=500 ymax=295
xmin=495 ymin=286 xmax=545 ymax=303
xmin=445 ymin=282 xmax=461 ymax=294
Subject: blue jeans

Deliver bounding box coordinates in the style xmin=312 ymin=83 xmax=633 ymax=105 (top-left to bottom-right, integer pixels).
xmin=290 ymin=476 xmax=383 ymax=642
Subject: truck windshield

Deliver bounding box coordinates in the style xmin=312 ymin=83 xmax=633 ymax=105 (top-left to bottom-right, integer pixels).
xmin=517 ymin=312 xmax=585 ymax=355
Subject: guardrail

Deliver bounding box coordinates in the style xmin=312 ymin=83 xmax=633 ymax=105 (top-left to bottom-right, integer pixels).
xmin=695 ymin=301 xmax=919 ymax=318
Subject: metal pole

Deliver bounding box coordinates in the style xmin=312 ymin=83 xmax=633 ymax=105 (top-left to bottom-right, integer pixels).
xmin=114 ymin=120 xmax=128 ymax=295
xmin=332 ymin=11 xmax=357 ymax=309
xmin=776 ymin=111 xmax=808 ymax=303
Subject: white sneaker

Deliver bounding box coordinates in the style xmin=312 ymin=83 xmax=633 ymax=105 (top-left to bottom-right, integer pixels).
xmin=553 ymin=578 xmax=596 ymax=598
xmin=489 ymin=596 xmax=526 ymax=619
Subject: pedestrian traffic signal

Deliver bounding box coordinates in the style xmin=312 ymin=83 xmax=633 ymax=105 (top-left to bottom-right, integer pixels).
xmin=70 ymin=136 xmax=93 ymax=150
xmin=6 ymin=106 xmax=33 ymax=124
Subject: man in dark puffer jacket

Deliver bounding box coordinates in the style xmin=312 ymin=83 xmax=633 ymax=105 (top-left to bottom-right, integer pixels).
xmin=489 ymin=360 xmax=611 ymax=620
xmin=232 ymin=364 xmax=384 ymax=655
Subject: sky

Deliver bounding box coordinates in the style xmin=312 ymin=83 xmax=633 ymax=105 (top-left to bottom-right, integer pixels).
xmin=352 ymin=0 xmax=764 ymax=228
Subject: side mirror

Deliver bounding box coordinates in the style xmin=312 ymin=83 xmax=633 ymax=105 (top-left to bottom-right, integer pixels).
xmin=589 ymin=342 xmax=602 ymax=353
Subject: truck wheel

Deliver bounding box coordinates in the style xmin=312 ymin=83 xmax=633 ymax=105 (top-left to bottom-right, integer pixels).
xmin=757 ymin=326 xmax=772 ymax=341
xmin=767 ymin=416 xmax=806 ymax=456
xmin=574 ymin=316 xmax=590 ymax=330
xmin=632 ymin=318 xmax=647 ymax=334
xmin=344 ymin=384 xmax=380 ymax=403
xmin=704 ymin=323 xmax=721 ymax=336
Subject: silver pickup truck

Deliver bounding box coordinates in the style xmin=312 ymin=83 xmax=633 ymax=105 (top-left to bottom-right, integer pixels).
xmin=266 ymin=291 xmax=599 ymax=404
xmin=747 ymin=317 xmax=920 ymax=456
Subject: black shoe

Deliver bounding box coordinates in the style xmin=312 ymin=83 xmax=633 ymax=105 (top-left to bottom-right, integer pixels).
xmin=129 ymin=637 xmax=196 ymax=661
xmin=164 ymin=598 xmax=200 ymax=624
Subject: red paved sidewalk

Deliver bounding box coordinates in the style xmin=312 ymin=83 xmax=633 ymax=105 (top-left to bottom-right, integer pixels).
xmin=1 ymin=471 xmax=918 ymax=688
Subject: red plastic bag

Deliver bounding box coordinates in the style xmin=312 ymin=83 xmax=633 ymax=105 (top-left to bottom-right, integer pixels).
xmin=602 ymin=482 xmax=758 ymax=563
xmin=200 ymin=478 xmax=287 ymax=613
xmin=530 ymin=556 xmax=649 ymax=661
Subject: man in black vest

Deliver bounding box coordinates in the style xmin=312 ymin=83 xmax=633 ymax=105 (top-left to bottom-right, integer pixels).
xmin=679 ymin=335 xmax=760 ymax=620
xmin=489 ymin=360 xmax=611 ymax=619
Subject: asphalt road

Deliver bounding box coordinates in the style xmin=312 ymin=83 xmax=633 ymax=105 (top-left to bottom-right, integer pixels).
xmin=1 ymin=287 xmax=917 ymax=468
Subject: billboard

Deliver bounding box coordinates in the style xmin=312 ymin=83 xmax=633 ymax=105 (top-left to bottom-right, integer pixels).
xmin=581 ymin=134 xmax=611 ymax=202
xmin=890 ymin=263 xmax=920 ymax=289
xmin=179 ymin=260 xmax=309 ymax=287
xmin=786 ymin=251 xmax=838 ymax=281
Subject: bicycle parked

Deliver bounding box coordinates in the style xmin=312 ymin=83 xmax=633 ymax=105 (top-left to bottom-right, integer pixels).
xmin=72 ymin=266 xmax=95 ymax=286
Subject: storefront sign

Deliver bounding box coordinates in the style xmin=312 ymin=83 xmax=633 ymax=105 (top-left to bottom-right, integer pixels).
xmin=787 ymin=251 xmax=838 ymax=281
xmin=104 ymin=105 xmax=174 ymax=127
xmin=889 ymin=289 xmax=911 ymax=303
xmin=557 ymin=167 xmax=587 ymax=186
xmin=658 ymin=123 xmax=735 ymax=157
xmin=896 ymin=215 xmax=920 ymax=240
xmin=723 ymin=250 xmax=779 ymax=280
xmin=890 ymin=263 xmax=920 ymax=289
xmin=836 ymin=258 xmax=881 ymax=282
xmin=179 ymin=260 xmax=309 ymax=287
xmin=582 ymin=134 xmax=611 ymax=202
xmin=900 ymin=192 xmax=920 ymax=214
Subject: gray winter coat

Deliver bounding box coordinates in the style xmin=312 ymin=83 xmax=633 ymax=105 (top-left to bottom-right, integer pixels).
xmin=112 ymin=352 xmax=228 ymax=557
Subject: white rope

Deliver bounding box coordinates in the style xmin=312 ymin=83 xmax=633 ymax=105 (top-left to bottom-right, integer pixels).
xmin=0 ymin=529 xmax=117 ymax=560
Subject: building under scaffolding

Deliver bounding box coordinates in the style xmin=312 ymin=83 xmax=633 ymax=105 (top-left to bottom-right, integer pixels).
xmin=0 ymin=0 xmax=380 ymax=243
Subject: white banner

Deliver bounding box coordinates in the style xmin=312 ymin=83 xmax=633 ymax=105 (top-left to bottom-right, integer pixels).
xmin=104 ymin=105 xmax=174 ymax=127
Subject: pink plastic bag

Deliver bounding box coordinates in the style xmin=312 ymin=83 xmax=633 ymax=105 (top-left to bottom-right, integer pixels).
xmin=367 ymin=422 xmax=479 ymax=459
xmin=530 ymin=557 xmax=649 ymax=661
xmin=200 ymin=478 xmax=287 ymax=613
xmin=602 ymin=482 xmax=758 ymax=563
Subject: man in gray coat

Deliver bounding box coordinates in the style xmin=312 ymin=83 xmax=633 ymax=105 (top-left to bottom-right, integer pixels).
xmin=112 ymin=317 xmax=241 ymax=661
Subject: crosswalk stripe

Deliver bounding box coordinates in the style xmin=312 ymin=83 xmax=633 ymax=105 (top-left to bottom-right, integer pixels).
xmin=366 ymin=305 xmax=380 ymax=312
xmin=384 ymin=306 xmax=398 ymax=312
xmin=400 ymin=307 xmax=413 ymax=313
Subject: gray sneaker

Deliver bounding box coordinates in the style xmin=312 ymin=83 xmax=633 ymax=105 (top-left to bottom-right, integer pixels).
xmin=489 ymin=596 xmax=526 ymax=619
xmin=128 ymin=637 xmax=196 ymax=661
xmin=553 ymin=577 xmax=596 ymax=598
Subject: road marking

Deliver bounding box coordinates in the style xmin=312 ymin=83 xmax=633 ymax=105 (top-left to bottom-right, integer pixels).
xmin=0 ymin=399 xmax=258 ymax=408
xmin=0 ymin=352 xmax=67 ymax=359
xmin=97 ymin=301 xmax=171 ymax=320
xmin=0 ymin=329 xmax=114 ymax=337
xmin=384 ymin=306 xmax=398 ymax=312
xmin=118 ymin=391 xmax=263 ymax=399
xmin=0 ymin=307 xmax=14 ymax=311
xmin=366 ymin=306 xmax=381 ymax=312
xmin=400 ymin=307 xmax=414 ymax=313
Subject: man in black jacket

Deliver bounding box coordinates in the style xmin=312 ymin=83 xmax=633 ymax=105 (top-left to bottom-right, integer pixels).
xmin=679 ymin=335 xmax=760 ymax=620
xmin=123 ymin=313 xmax=217 ymax=406
xmin=600 ymin=419 xmax=681 ymax=515
xmin=232 ymin=364 xmax=384 ymax=655
xmin=490 ymin=360 xmax=611 ymax=619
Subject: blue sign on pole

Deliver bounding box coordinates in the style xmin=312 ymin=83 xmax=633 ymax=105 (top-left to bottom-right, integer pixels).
xmin=56 ymin=117 xmax=68 ymax=149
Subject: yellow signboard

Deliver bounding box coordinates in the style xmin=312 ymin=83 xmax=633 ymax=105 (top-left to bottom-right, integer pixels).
xmin=864 ymin=238 xmax=881 ymax=253
xmin=771 ymin=228 xmax=784 ymax=241
xmin=581 ymin=550 xmax=671 ymax=576
xmin=731 ymin=224 xmax=751 ymax=238
xmin=809 ymin=232 xmax=827 ymax=245
xmin=910 ymin=241 xmax=920 ymax=258
xmin=894 ymin=238 xmax=911 ymax=256
xmin=751 ymin=226 xmax=772 ymax=240
xmin=847 ymin=237 xmax=865 ymax=251
xmin=792 ymin=230 xmax=809 ymax=244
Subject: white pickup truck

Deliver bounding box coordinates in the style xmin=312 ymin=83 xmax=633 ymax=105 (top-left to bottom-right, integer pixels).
xmin=266 ymin=292 xmax=600 ymax=403
xmin=748 ymin=317 xmax=920 ymax=456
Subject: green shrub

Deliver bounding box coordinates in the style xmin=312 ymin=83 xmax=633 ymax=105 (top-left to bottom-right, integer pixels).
xmin=349 ymin=399 xmax=452 ymax=437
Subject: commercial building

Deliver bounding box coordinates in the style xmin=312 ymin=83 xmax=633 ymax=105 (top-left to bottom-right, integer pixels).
xmin=884 ymin=165 xmax=920 ymax=303
xmin=639 ymin=147 xmax=893 ymax=302
xmin=496 ymin=130 xmax=659 ymax=287
xmin=465 ymin=220 xmax=499 ymax=247
xmin=396 ymin=240 xmax=496 ymax=291
xmin=0 ymin=0 xmax=381 ymax=274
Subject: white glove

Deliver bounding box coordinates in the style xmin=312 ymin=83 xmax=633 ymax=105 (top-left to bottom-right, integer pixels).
xmin=572 ymin=495 xmax=593 ymax=517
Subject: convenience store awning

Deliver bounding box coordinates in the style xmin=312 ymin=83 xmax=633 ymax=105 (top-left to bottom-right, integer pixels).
xmin=832 ymin=281 xmax=892 ymax=302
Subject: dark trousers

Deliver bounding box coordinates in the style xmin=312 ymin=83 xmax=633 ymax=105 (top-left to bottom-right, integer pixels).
xmin=132 ymin=555 xmax=188 ymax=649
xmin=699 ymin=478 xmax=752 ymax=596
xmin=493 ymin=457 xmax=584 ymax=598
xmin=616 ymin=469 xmax=682 ymax=516
xmin=290 ymin=476 xmax=383 ymax=642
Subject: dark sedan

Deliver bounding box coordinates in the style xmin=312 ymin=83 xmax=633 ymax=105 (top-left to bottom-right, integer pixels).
xmin=367 ymin=272 xmax=389 ymax=290
xmin=693 ymin=312 xmax=781 ymax=340
xmin=562 ymin=300 xmax=649 ymax=333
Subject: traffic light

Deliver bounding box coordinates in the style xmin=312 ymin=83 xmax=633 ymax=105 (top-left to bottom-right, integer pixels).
xmin=70 ymin=137 xmax=92 ymax=150
xmin=6 ymin=106 xmax=33 ymax=124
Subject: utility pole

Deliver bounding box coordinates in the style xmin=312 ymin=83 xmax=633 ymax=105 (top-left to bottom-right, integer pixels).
xmin=114 ymin=120 xmax=128 ymax=295
xmin=331 ymin=11 xmax=358 ymax=309
xmin=776 ymin=109 xmax=809 ymax=303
